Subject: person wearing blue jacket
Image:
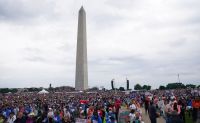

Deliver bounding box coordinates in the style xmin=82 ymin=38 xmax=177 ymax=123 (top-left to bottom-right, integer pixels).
xmin=53 ymin=111 xmax=62 ymax=123
xmin=105 ymin=108 xmax=116 ymax=123
xmin=91 ymin=109 xmax=102 ymax=123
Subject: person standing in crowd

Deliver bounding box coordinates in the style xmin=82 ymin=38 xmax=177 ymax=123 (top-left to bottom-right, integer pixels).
xmin=105 ymin=107 xmax=114 ymax=123
xmin=144 ymin=97 xmax=150 ymax=114
xmin=164 ymin=100 xmax=172 ymax=123
xmin=170 ymin=102 xmax=183 ymax=123
xmin=26 ymin=112 xmax=35 ymax=123
xmin=157 ymin=98 xmax=165 ymax=116
xmin=63 ymin=106 xmax=71 ymax=123
xmin=91 ymin=109 xmax=102 ymax=123
xmin=149 ymin=101 xmax=158 ymax=123
xmin=129 ymin=109 xmax=136 ymax=123
xmin=186 ymin=97 xmax=192 ymax=117
xmin=192 ymin=107 xmax=198 ymax=123
xmin=7 ymin=112 xmax=16 ymax=123
xmin=114 ymin=99 xmax=121 ymax=122
xmin=53 ymin=111 xmax=62 ymax=123
xmin=0 ymin=114 xmax=5 ymax=123
xmin=178 ymin=99 xmax=185 ymax=123
xmin=47 ymin=108 xmax=54 ymax=123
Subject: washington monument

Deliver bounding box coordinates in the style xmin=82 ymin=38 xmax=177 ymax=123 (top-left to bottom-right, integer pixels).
xmin=75 ymin=6 xmax=88 ymax=90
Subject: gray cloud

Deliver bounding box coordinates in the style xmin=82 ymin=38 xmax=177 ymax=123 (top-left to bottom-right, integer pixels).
xmin=24 ymin=56 xmax=46 ymax=62
xmin=168 ymin=38 xmax=187 ymax=47
xmin=22 ymin=47 xmax=45 ymax=62
xmin=0 ymin=0 xmax=55 ymax=21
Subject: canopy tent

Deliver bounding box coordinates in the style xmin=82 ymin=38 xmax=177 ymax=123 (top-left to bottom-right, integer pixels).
xmin=38 ymin=89 xmax=49 ymax=94
xmin=5 ymin=92 xmax=12 ymax=95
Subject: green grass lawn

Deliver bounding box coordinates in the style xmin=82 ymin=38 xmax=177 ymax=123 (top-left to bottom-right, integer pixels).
xmin=185 ymin=111 xmax=193 ymax=123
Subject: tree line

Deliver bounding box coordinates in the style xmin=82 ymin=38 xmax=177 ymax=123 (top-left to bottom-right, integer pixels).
xmin=159 ymin=83 xmax=200 ymax=90
xmin=0 ymin=87 xmax=43 ymax=94
xmin=133 ymin=83 xmax=199 ymax=91
xmin=134 ymin=84 xmax=151 ymax=90
xmin=0 ymin=82 xmax=199 ymax=93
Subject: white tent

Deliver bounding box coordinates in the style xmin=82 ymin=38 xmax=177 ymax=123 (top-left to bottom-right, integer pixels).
xmin=38 ymin=89 xmax=49 ymax=94
xmin=6 ymin=92 xmax=12 ymax=95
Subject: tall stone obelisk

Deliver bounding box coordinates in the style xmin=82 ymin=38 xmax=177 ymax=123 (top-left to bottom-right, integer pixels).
xmin=75 ymin=6 xmax=88 ymax=90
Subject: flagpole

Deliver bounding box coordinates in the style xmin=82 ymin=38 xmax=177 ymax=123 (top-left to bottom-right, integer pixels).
xmin=178 ymin=74 xmax=180 ymax=83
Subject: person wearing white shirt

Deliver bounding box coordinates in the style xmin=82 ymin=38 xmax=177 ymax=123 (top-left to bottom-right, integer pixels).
xmin=7 ymin=112 xmax=16 ymax=123
xmin=157 ymin=98 xmax=164 ymax=116
xmin=129 ymin=109 xmax=136 ymax=123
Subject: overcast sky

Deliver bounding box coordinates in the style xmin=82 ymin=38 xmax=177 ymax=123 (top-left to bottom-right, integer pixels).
xmin=0 ymin=0 xmax=200 ymax=89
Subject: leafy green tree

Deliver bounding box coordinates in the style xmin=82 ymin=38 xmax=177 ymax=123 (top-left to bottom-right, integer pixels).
xmin=142 ymin=85 xmax=148 ymax=90
xmin=0 ymin=88 xmax=18 ymax=93
xmin=134 ymin=84 xmax=142 ymax=90
xmin=146 ymin=85 xmax=151 ymax=90
xmin=186 ymin=84 xmax=196 ymax=89
xmin=88 ymin=87 xmax=99 ymax=91
xmin=159 ymin=85 xmax=166 ymax=90
xmin=119 ymin=87 xmax=125 ymax=91
xmin=0 ymin=88 xmax=10 ymax=93
xmin=28 ymin=88 xmax=39 ymax=92
xmin=166 ymin=83 xmax=185 ymax=89
xmin=142 ymin=85 xmax=151 ymax=90
xmin=10 ymin=88 xmax=18 ymax=93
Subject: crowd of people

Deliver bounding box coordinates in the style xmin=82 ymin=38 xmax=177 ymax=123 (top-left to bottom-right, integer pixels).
xmin=0 ymin=88 xmax=199 ymax=123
